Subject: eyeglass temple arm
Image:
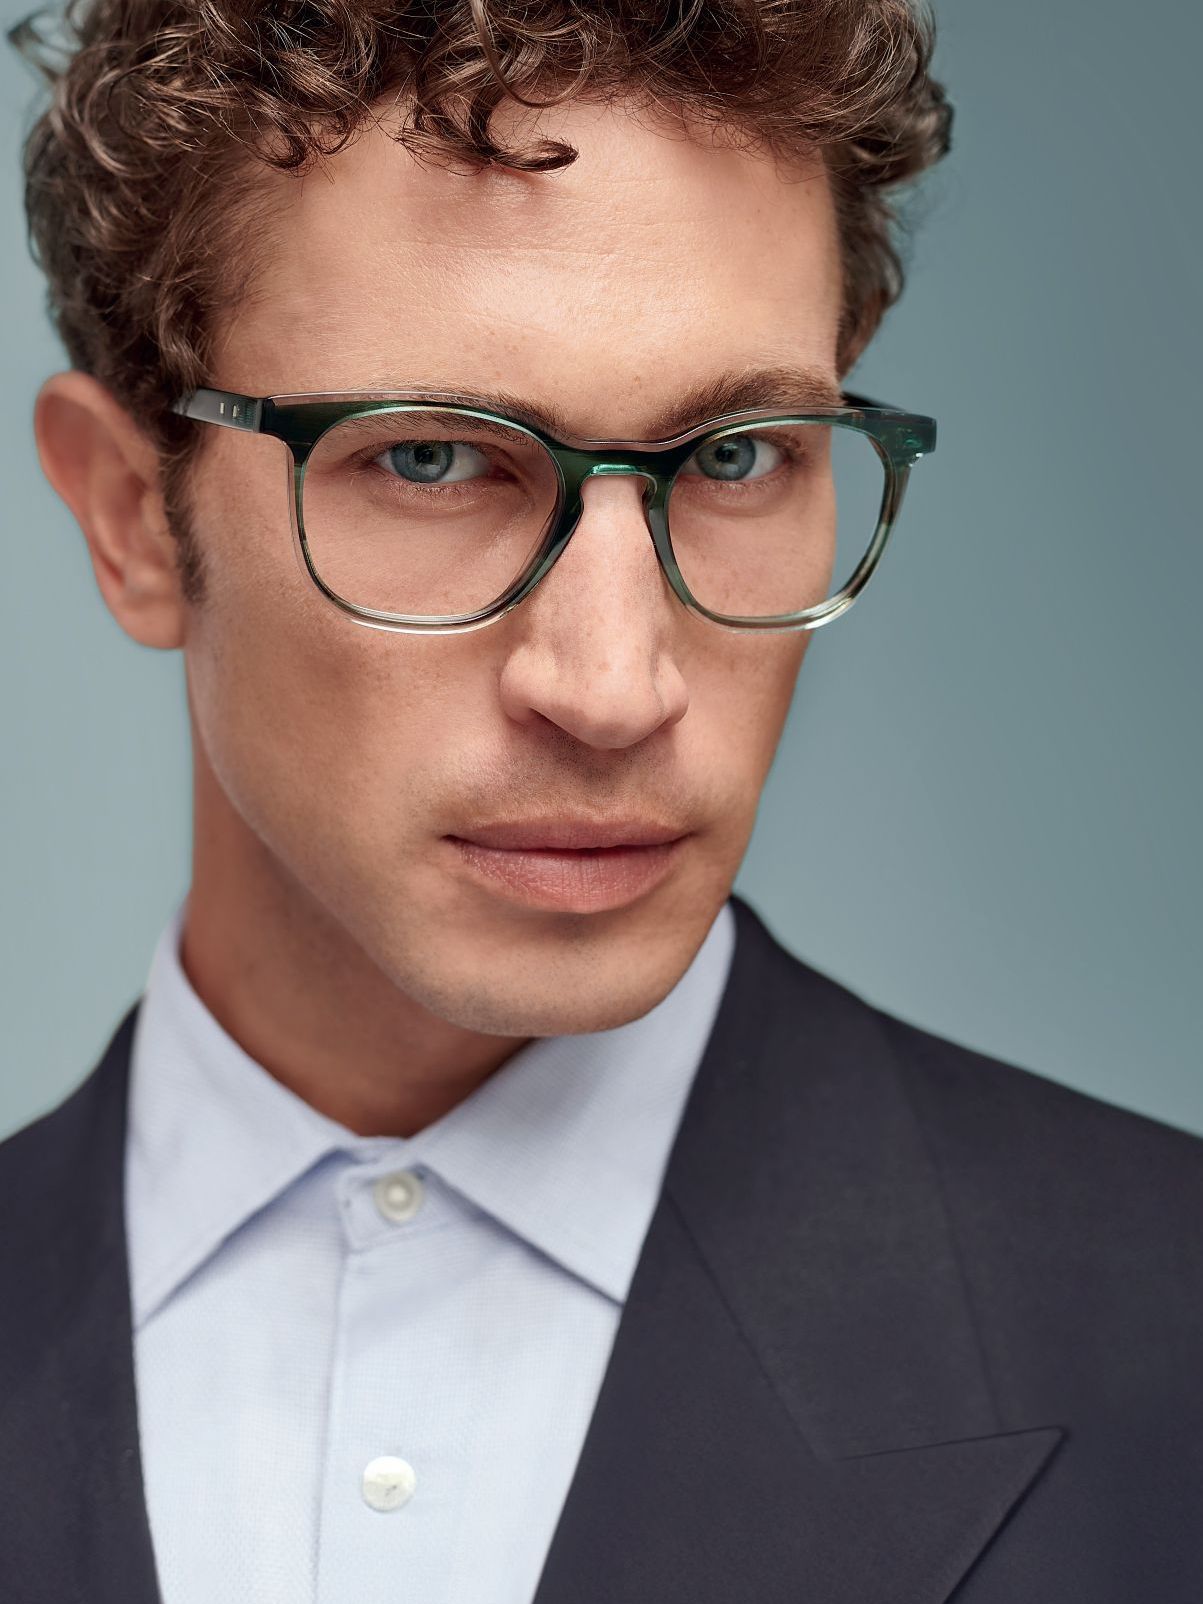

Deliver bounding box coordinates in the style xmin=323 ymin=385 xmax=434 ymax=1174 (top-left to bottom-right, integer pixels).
xmin=841 ymin=388 xmax=906 ymax=412
xmin=171 ymin=388 xmax=264 ymax=432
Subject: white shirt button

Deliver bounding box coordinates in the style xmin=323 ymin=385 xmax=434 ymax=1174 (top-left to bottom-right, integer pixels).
xmin=361 ymin=1455 xmax=417 ymax=1512
xmin=372 ymin=1169 xmax=424 ymax=1224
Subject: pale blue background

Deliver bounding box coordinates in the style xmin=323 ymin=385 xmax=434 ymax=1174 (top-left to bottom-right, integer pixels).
xmin=2 ymin=0 xmax=1200 ymax=1140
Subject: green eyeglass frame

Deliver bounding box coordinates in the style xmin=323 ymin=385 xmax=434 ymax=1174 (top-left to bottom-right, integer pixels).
xmin=170 ymin=386 xmax=937 ymax=634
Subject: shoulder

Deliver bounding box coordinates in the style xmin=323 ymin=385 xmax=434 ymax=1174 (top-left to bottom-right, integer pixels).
xmin=811 ymin=954 xmax=1203 ymax=1369
xmin=736 ymin=894 xmax=1203 ymax=1206
xmin=874 ymin=1000 xmax=1203 ymax=1227
xmin=869 ymin=1001 xmax=1203 ymax=1416
xmin=739 ymin=898 xmax=1203 ymax=1413
xmin=735 ymin=896 xmax=1203 ymax=1332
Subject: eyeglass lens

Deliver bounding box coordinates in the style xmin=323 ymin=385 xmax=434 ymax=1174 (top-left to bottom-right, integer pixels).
xmin=298 ymin=408 xmax=887 ymax=621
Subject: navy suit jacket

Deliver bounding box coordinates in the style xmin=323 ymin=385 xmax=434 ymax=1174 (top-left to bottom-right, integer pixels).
xmin=1 ymin=893 xmax=1201 ymax=1601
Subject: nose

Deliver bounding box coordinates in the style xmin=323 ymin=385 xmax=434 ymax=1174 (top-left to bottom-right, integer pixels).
xmin=496 ymin=472 xmax=690 ymax=750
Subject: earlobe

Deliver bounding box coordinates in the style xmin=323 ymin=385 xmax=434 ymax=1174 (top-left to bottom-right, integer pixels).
xmin=33 ymin=370 xmax=187 ymax=651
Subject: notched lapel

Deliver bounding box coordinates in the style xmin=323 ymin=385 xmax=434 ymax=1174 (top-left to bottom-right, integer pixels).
xmin=532 ymin=899 xmax=1066 ymax=1603
xmin=532 ymin=1195 xmax=1063 ymax=1604
xmin=816 ymin=1427 xmax=1065 ymax=1604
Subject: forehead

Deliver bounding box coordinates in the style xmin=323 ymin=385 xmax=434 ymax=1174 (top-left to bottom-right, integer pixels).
xmin=225 ymin=98 xmax=844 ymax=438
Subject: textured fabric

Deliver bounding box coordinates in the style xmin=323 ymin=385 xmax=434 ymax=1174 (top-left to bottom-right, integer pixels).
xmin=124 ymin=896 xmax=735 ymax=1604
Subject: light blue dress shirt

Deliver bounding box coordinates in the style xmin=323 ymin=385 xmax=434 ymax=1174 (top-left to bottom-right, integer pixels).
xmin=125 ymin=896 xmax=736 ymax=1603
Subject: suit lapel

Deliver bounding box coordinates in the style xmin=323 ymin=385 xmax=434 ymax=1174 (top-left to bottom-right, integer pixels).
xmin=0 ymin=1002 xmax=160 ymax=1604
xmin=531 ymin=896 xmax=1065 ymax=1604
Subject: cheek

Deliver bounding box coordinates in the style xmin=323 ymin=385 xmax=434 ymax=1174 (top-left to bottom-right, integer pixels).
xmin=195 ymin=614 xmax=457 ymax=828
xmin=687 ymin=629 xmax=807 ymax=814
xmin=184 ymin=459 xmax=471 ymax=866
xmin=712 ymin=627 xmax=807 ymax=726
xmin=743 ymin=636 xmax=808 ymax=771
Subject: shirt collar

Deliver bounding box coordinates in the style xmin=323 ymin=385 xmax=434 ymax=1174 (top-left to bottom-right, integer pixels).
xmin=126 ymin=897 xmax=735 ymax=1325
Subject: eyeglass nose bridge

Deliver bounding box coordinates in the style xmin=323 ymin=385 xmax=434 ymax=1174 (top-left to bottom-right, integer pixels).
xmin=583 ymin=461 xmax=656 ymax=480
xmin=577 ymin=459 xmax=669 ymax=539
xmin=534 ymin=459 xmax=683 ymax=608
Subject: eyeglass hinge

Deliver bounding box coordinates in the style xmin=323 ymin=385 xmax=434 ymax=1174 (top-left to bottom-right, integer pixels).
xmin=174 ymin=389 xmax=264 ymax=432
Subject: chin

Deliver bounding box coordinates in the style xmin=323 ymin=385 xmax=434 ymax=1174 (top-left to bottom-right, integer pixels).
xmin=441 ymin=979 xmax=677 ymax=1040
xmin=396 ymin=904 xmax=710 ymax=1039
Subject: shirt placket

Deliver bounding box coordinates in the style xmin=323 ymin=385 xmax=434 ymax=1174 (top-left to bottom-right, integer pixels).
xmin=314 ymin=1157 xmax=478 ymax=1602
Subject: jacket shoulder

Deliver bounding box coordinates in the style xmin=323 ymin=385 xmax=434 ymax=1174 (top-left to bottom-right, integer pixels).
xmin=739 ymin=891 xmax=1203 ymax=1408
xmin=738 ymin=894 xmax=1203 ymax=1187
xmin=736 ymin=889 xmax=1203 ymax=1205
xmin=0 ymin=1004 xmax=138 ymax=1248
xmin=872 ymin=999 xmax=1203 ymax=1207
xmin=865 ymin=997 xmax=1203 ymax=1397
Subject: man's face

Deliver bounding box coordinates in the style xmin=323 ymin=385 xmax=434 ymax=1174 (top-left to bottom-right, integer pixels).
xmin=184 ymin=98 xmax=843 ymax=1037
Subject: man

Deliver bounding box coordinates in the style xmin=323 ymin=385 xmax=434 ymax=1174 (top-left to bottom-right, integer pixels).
xmin=2 ymin=1 xmax=1200 ymax=1600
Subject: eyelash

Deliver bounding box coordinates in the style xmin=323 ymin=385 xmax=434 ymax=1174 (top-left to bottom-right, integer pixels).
xmin=339 ymin=433 xmax=818 ymax=488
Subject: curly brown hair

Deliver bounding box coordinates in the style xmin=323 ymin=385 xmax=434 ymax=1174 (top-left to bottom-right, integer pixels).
xmin=10 ymin=0 xmax=952 ymax=597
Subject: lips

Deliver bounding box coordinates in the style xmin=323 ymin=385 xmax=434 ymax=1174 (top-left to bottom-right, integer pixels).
xmin=444 ymin=820 xmax=690 ymax=912
xmin=449 ymin=818 xmax=687 ymax=851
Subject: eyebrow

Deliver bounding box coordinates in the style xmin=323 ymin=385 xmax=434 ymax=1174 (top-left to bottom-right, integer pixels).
xmin=351 ymin=363 xmax=845 ymax=441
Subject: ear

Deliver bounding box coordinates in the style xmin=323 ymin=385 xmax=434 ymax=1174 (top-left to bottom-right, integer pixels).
xmin=33 ymin=370 xmax=188 ymax=650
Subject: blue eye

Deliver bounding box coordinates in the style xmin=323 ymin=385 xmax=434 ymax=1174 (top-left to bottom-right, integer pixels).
xmin=376 ymin=440 xmax=491 ymax=484
xmin=684 ymin=435 xmax=784 ymax=482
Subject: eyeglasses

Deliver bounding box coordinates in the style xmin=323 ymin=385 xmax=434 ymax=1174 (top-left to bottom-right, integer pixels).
xmin=170 ymin=386 xmax=936 ymax=634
